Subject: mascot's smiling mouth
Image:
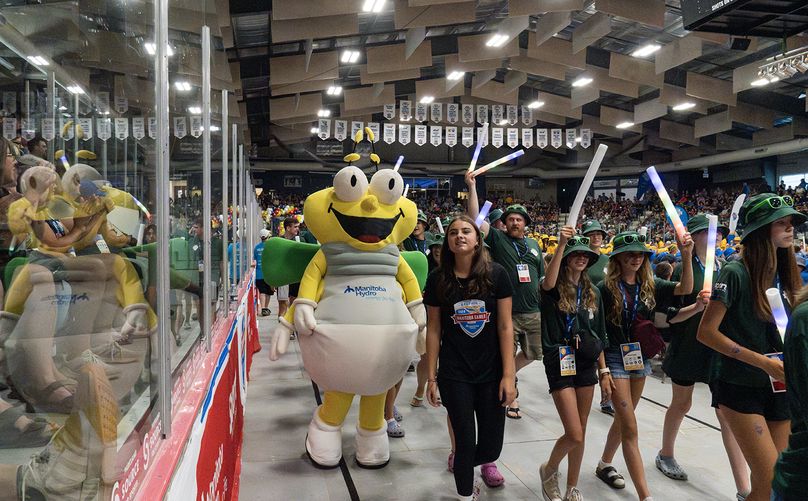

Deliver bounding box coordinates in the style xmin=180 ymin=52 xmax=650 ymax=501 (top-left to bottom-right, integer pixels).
xmin=329 ymin=203 xmax=404 ymax=243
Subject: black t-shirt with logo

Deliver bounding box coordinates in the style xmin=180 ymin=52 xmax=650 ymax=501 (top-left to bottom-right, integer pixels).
xmin=423 ymin=262 xmax=513 ymax=384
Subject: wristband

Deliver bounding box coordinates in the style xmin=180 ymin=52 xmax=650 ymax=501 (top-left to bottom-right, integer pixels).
xmin=427 ymin=378 xmax=437 ymax=383
xmin=598 ymin=368 xmax=611 ymax=376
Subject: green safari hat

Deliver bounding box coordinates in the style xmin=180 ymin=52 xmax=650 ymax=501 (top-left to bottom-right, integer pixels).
xmin=562 ymin=236 xmax=599 ymax=268
xmin=738 ymin=193 xmax=807 ymax=243
xmin=686 ymin=213 xmax=729 ymax=238
xmin=609 ymin=231 xmax=653 ymax=258
xmin=488 ymin=208 xmax=504 ymax=223
xmin=416 ymin=210 xmax=429 ymax=224
xmin=501 ymin=204 xmax=531 ymax=226
xmin=581 ymin=219 xmax=607 ymax=237
xmin=429 ymin=234 xmax=444 ymax=247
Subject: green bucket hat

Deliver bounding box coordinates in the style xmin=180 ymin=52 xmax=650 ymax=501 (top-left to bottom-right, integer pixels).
xmin=488 ymin=209 xmax=504 ymax=224
xmin=416 ymin=210 xmax=429 ymax=225
xmin=441 ymin=216 xmax=453 ymax=229
xmin=581 ymin=219 xmax=607 ymax=238
xmin=501 ymin=204 xmax=531 ymax=226
xmin=609 ymin=231 xmax=653 ymax=258
xmin=738 ymin=193 xmax=807 ymax=243
xmin=686 ymin=213 xmax=729 ymax=238
xmin=429 ymin=234 xmax=444 ymax=247
xmin=562 ymin=236 xmax=599 ymax=268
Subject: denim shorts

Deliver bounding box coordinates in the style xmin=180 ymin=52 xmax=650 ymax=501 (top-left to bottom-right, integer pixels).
xmin=604 ymin=348 xmax=652 ymax=379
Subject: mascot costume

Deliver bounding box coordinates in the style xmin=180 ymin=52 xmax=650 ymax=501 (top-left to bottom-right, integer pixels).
xmin=266 ymin=128 xmax=427 ymax=468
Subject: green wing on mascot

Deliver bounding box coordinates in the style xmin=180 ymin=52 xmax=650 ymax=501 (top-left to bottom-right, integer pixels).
xmin=264 ymin=127 xmax=427 ymax=469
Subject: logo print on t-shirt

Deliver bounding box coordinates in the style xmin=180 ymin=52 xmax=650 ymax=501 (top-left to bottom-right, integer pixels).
xmin=451 ymin=299 xmax=491 ymax=338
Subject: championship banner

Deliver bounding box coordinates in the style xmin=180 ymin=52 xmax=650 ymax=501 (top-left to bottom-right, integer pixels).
xmin=383 ymin=123 xmax=395 ymax=144
xmin=492 ymin=105 xmax=503 ymax=125
xmin=173 ymin=117 xmax=187 ymax=139
xmin=414 ymin=124 xmax=427 ymax=145
xmin=148 ymin=117 xmax=157 ymax=139
xmin=491 ymin=127 xmax=503 ymax=148
xmin=399 ymin=124 xmax=411 ymax=145
xmin=521 ymin=128 xmax=534 ymax=148
xmin=133 ymin=117 xmax=146 ymax=140
xmin=383 ymin=104 xmax=395 ymax=120
xmin=430 ymin=125 xmax=442 ymax=146
xmin=367 ymin=122 xmax=380 ymax=142
xmin=334 ymin=120 xmax=347 ymax=141
xmin=415 ymin=103 xmax=427 ymax=122
xmin=477 ymin=126 xmax=489 ymax=147
xmin=476 ymin=104 xmax=488 ymax=125
xmin=551 ymin=128 xmax=562 ymax=148
xmin=96 ymin=117 xmax=112 ymax=141
xmin=318 ymin=118 xmax=331 ymax=140
xmin=20 ymin=119 xmax=35 ymax=141
xmin=507 ymin=128 xmax=519 ymax=148
xmin=430 ymin=103 xmax=442 ymax=123
xmin=461 ymin=127 xmax=474 ymax=147
xmin=351 ymin=121 xmax=363 ymax=139
xmin=566 ymin=128 xmax=577 ymax=148
xmin=78 ymin=117 xmax=93 ymax=140
xmin=96 ymin=91 xmax=110 ymax=114
xmin=2 ymin=118 xmax=15 ymax=140
xmin=3 ymin=92 xmax=15 ymax=113
xmin=537 ymin=128 xmax=548 ymax=148
xmin=41 ymin=118 xmax=55 ymax=141
xmin=462 ymin=104 xmax=474 ymax=124
xmin=507 ymin=105 xmax=518 ymax=125
xmin=521 ymin=106 xmax=533 ymax=125
xmin=115 ymin=96 xmax=129 ymax=114
xmin=447 ymin=103 xmax=459 ymax=124
xmin=581 ymin=128 xmax=592 ymax=148
xmin=445 ymin=126 xmax=457 ymax=146
xmin=190 ymin=116 xmax=203 ymax=138
xmin=115 ymin=118 xmax=129 ymax=140
xmin=400 ymin=100 xmax=411 ymax=120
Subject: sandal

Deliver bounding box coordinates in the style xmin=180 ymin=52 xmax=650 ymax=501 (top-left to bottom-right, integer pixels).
xmin=393 ymin=406 xmax=403 ymax=422
xmin=506 ymin=407 xmax=522 ymax=419
xmin=447 ymin=451 xmax=454 ymax=473
xmin=480 ymin=462 xmax=505 ymax=487
xmin=386 ymin=419 xmax=404 ymax=438
xmin=410 ymin=395 xmax=424 ymax=407
xmin=595 ymin=464 xmax=626 ymax=489
xmin=655 ymin=453 xmax=688 ymax=480
xmin=18 ymin=380 xmax=75 ymax=414
xmin=0 ymin=406 xmax=55 ymax=449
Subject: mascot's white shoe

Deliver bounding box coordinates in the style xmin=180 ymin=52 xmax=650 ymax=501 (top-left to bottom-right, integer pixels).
xmin=305 ymin=409 xmax=343 ymax=468
xmin=355 ymin=424 xmax=390 ymax=469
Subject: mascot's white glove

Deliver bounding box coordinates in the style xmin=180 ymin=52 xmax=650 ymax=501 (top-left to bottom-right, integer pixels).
xmin=120 ymin=304 xmax=150 ymax=343
xmin=269 ymin=317 xmax=294 ymax=361
xmin=293 ymin=298 xmax=318 ymax=336
xmin=407 ymin=299 xmax=427 ymax=352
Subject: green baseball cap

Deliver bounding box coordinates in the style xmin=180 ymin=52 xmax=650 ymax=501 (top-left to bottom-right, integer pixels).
xmin=562 ymin=236 xmax=599 ymax=268
xmin=738 ymin=193 xmax=807 ymax=243
xmin=581 ymin=219 xmax=607 ymax=238
xmin=488 ymin=209 xmax=504 ymax=224
xmin=501 ymin=204 xmax=531 ymax=226
xmin=686 ymin=213 xmax=729 ymax=238
xmin=609 ymin=231 xmax=653 ymax=258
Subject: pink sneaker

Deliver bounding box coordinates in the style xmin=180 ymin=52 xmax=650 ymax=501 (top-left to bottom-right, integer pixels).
xmin=480 ymin=462 xmax=505 ymax=487
xmin=447 ymin=451 xmax=454 ymax=473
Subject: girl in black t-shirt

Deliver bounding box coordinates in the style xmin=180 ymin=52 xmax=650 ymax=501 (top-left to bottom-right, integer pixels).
xmin=424 ymin=215 xmax=516 ymax=500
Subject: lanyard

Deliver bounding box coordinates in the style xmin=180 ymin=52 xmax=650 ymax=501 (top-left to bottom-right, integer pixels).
xmin=412 ymin=237 xmax=426 ymax=254
xmin=564 ymin=284 xmax=583 ymax=338
xmin=511 ymin=238 xmax=529 ymax=263
xmin=694 ymin=255 xmax=719 ymax=274
xmin=618 ymin=280 xmax=640 ymax=328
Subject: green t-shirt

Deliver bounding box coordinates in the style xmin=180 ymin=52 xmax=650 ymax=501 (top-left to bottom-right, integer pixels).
xmin=662 ymin=256 xmax=720 ymax=383
xmin=169 ymin=237 xmax=201 ymax=283
xmin=587 ymin=253 xmax=610 ymax=285
xmin=403 ymin=232 xmax=434 ymax=254
xmin=597 ymin=277 xmax=677 ymax=348
xmin=540 ymin=282 xmax=607 ymax=356
xmin=484 ymin=228 xmax=543 ymax=314
xmin=300 ymin=231 xmax=318 ymax=244
xmin=773 ymin=301 xmax=808 ymax=498
xmin=710 ymin=261 xmax=785 ymax=387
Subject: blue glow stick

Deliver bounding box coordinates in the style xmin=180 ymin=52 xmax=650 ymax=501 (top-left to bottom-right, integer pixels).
xmin=475 ymin=200 xmax=492 ymax=228
xmin=646 ymin=166 xmax=685 ymax=241
xmin=702 ymin=215 xmax=718 ymax=294
xmin=468 ymin=126 xmax=487 ymax=172
xmin=766 ymin=288 xmax=788 ymax=342
xmin=394 ymin=155 xmax=404 ymax=172
xmin=472 ymin=149 xmax=525 ymax=177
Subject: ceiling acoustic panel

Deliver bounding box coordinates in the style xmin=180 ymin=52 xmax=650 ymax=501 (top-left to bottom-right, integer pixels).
xmin=527 ymin=34 xmax=586 ymax=70
xmin=608 ymin=52 xmax=664 ymax=88
xmin=470 ymin=81 xmax=519 ymax=105
xmin=508 ymin=0 xmax=585 ymax=16
xmin=655 ymin=35 xmax=703 ymax=74
xmin=633 ymin=99 xmax=668 ymax=124
xmin=366 ymin=41 xmax=432 ymax=74
xmin=394 ymin=0 xmax=476 ymax=30
xmin=415 ymin=78 xmax=466 ymax=101
xmin=753 ymin=125 xmax=794 ymax=146
xmin=686 ymin=72 xmax=736 ymax=107
xmin=659 ymin=119 xmax=700 ymax=146
xmin=732 ymin=60 xmax=765 ymax=94
xmin=359 ymin=66 xmax=422 ymax=85
xmin=458 ymin=34 xmax=520 ymax=62
xmin=586 ymin=66 xmax=639 ymax=98
xmin=539 ymin=93 xmax=582 ymax=119
xmin=595 ymin=0 xmax=665 ymax=28
xmin=271 ymin=14 xmax=359 ymax=43
xmin=572 ymin=12 xmax=611 ymax=54
xmin=269 ymin=93 xmax=323 ymax=121
xmin=509 ymin=53 xmax=567 ymax=81
xmin=658 ymin=84 xmax=712 ymax=114
xmin=444 ymin=54 xmax=504 ymax=73
xmin=271 ymin=79 xmax=335 ymax=97
xmin=271 ymin=0 xmax=363 ymax=20
xmin=534 ymin=111 xmax=568 ymax=126
xmin=570 ymin=85 xmax=600 ymax=108
xmin=582 ymin=114 xmax=627 ymax=138
xmin=270 ymin=52 xmax=339 ymax=86
xmin=694 ymin=110 xmax=732 ymax=138
xmin=343 ymin=85 xmax=396 ymax=111
xmin=533 ymin=11 xmax=573 ymax=47
xmin=730 ymin=103 xmax=778 ymax=130
xmin=599 ymin=106 xmax=641 ymax=132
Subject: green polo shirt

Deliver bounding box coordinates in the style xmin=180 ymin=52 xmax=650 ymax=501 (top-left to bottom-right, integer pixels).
xmin=540 ymin=283 xmax=607 ymax=355
xmin=485 ymin=228 xmax=543 ymax=314
xmin=710 ymin=261 xmax=784 ymax=388
xmin=663 ymin=255 xmax=720 ymax=383
xmin=300 ymin=231 xmax=318 ymax=244
xmin=597 ymin=277 xmax=677 ymax=348
xmin=587 ymin=253 xmax=610 ymax=285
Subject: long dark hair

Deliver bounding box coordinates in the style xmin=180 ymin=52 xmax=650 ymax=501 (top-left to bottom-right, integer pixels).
xmin=742 ymin=222 xmax=801 ymax=320
xmin=436 ymin=215 xmax=493 ymax=300
xmin=558 ymin=255 xmax=598 ymax=314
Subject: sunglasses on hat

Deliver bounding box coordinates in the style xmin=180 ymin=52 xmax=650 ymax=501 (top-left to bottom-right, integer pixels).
xmin=614 ymin=234 xmax=647 ymax=246
xmin=565 ymin=236 xmax=590 ymax=247
xmin=744 ymin=195 xmax=794 ymax=224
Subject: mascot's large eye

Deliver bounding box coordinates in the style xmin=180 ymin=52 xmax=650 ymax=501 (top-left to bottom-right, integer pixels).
xmin=369 ymin=169 xmax=404 ymax=206
xmin=333 ymin=166 xmax=368 ymax=202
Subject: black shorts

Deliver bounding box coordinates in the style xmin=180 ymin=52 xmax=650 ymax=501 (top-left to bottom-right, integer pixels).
xmin=289 ymin=282 xmax=300 ymax=298
xmin=670 ymin=377 xmax=695 ymax=387
xmin=256 ymin=279 xmax=273 ymax=296
xmin=708 ymin=381 xmax=719 ymax=409
xmin=713 ymin=380 xmax=789 ymax=421
xmin=543 ymin=359 xmax=598 ymax=394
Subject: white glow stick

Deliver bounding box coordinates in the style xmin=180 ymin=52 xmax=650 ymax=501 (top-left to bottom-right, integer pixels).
xmin=403 ymin=184 xmax=409 ymax=197
xmin=393 ymin=155 xmax=404 ymax=172
xmin=475 ymin=201 xmax=492 ymax=228
xmin=471 ymin=149 xmax=525 ymax=177
xmin=467 ymin=126 xmax=487 ymax=172
xmin=766 ymin=288 xmax=788 ymax=342
xmin=646 ymin=166 xmax=686 ymax=241
xmin=728 ymin=193 xmax=746 ymax=236
xmin=638 ymin=226 xmax=648 ymax=238
xmin=702 ymin=215 xmax=718 ymax=294
xmin=566 ymin=143 xmax=608 ymax=230
xmin=436 ymin=217 xmax=444 ymax=234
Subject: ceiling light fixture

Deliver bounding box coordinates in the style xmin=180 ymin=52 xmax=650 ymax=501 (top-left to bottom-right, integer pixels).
xmin=632 ymin=43 xmax=661 ymax=58
xmin=27 ymin=55 xmax=49 ymax=66
xmin=447 ymin=71 xmax=465 ymax=81
xmin=571 ymin=76 xmax=593 ymax=87
xmin=144 ymin=42 xmax=174 ymax=57
xmin=527 ymin=100 xmax=544 ymax=109
xmin=420 ymin=96 xmax=435 ymax=104
xmin=799 ymin=92 xmax=807 ymax=99
xmin=317 ymin=109 xmax=331 ymax=117
xmin=311 ymin=127 xmax=319 ymax=134
xmin=486 ymin=34 xmax=508 ymax=48
xmin=209 ymin=125 xmax=221 ymax=132
xmin=174 ymin=81 xmax=192 ymax=92
xmin=672 ymin=102 xmax=696 ymax=111
xmin=327 ymin=85 xmax=342 ymax=95
xmin=750 ymin=78 xmax=770 ymax=87
xmin=341 ymin=50 xmax=360 ymax=64
xmin=758 ymin=48 xmax=808 ymax=84
xmin=187 ymin=106 xmax=202 ymax=114
xmin=362 ymin=0 xmax=385 ymax=12
xmin=67 ymin=85 xmax=84 ymax=94
xmin=498 ymin=119 xmax=509 ymax=126
xmin=616 ymin=121 xmax=634 ymax=129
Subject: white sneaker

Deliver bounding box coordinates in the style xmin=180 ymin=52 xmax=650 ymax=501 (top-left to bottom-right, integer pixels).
xmin=472 ymin=475 xmax=483 ymax=501
xmin=564 ymin=486 xmax=583 ymax=501
xmin=540 ymin=463 xmax=563 ymax=501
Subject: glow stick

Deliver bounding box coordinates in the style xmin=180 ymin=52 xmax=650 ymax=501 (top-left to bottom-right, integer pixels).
xmin=59 ymin=155 xmax=70 ymax=172
xmin=566 ymin=143 xmax=608 ymax=229
xmin=728 ymin=194 xmax=746 ymax=236
xmin=471 ymin=149 xmax=525 ymax=177
xmin=131 ymin=195 xmax=152 ymax=221
xmin=638 ymin=226 xmax=647 ymax=238
xmin=646 ymin=166 xmax=685 ymax=241
xmin=702 ymin=215 xmax=718 ymax=294
xmin=403 ymin=184 xmax=409 ymax=197
xmin=136 ymin=223 xmax=145 ymax=246
xmin=467 ymin=126 xmax=487 ymax=172
xmin=393 ymin=155 xmax=404 ymax=172
xmin=475 ymin=201 xmax=492 ymax=228
xmin=436 ymin=217 xmax=444 ymax=234
xmin=766 ymin=288 xmax=789 ymax=342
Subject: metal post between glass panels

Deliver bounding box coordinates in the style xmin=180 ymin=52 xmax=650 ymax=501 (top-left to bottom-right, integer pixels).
xmin=73 ymin=92 xmax=79 ymax=164
xmin=238 ymin=145 xmax=245 ymax=281
xmin=47 ymin=71 xmax=55 ymax=161
xmin=202 ymin=25 xmax=212 ymax=352
xmin=221 ymin=91 xmax=229 ymax=314
xmin=231 ymin=125 xmax=237 ymax=301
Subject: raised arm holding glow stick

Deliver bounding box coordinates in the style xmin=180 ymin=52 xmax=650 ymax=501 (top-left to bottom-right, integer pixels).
xmin=766 ymin=287 xmax=789 ymax=342
xmin=475 ymin=201 xmax=492 ymax=229
xmin=393 ymin=155 xmax=404 ymax=172
xmin=471 ymin=149 xmax=525 ymax=177
xmin=646 ymin=166 xmax=686 ymax=241
xmin=436 ymin=217 xmax=444 ymax=234
xmin=702 ymin=215 xmax=718 ymax=295
xmin=467 ymin=126 xmax=487 ymax=172
xmin=566 ymin=143 xmax=608 ymax=230
xmin=728 ymin=193 xmax=746 ymax=238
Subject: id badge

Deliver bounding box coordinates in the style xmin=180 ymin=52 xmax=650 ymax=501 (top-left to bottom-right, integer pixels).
xmin=620 ymin=342 xmax=644 ymax=371
xmin=559 ymin=346 xmax=576 ymax=376
xmin=516 ymin=263 xmax=531 ymax=283
xmin=95 ymin=235 xmax=110 ymax=254
xmin=198 ymin=260 xmax=204 ymax=272
xmin=765 ymin=352 xmax=786 ymax=393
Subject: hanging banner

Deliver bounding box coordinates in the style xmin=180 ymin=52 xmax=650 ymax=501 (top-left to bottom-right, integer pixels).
xmin=96 ymin=92 xmax=110 ymax=114
xmin=415 ymin=103 xmax=427 ymax=122
xmin=414 ymin=124 xmax=427 ymax=146
xmin=398 ymin=124 xmax=411 ymax=145
xmin=78 ymin=117 xmax=93 ymax=140
xmin=521 ymin=106 xmax=533 ymax=125
xmin=334 ymin=120 xmax=347 ymax=141
xmin=491 ymin=105 xmax=504 ymax=125
xmin=507 ymin=105 xmax=518 ymax=125
xmin=462 ymin=104 xmax=474 ymax=124
xmin=400 ymin=100 xmax=412 ymax=120
xmin=318 ymin=118 xmax=330 ymax=140
xmin=522 ymin=128 xmax=534 ymax=148
xmin=96 ymin=118 xmax=112 ymax=141
xmin=59 ymin=117 xmax=74 ymax=140
xmin=350 ymin=121 xmax=363 ymax=139
xmin=134 ymin=117 xmax=146 ymax=140
xmin=173 ymin=116 xmax=187 ymax=139
xmin=430 ymin=126 xmax=442 ymax=146
xmin=447 ymin=103 xmax=459 ymax=124
xmin=430 ymin=103 xmax=442 ymax=123
xmin=383 ymin=123 xmax=396 ymax=144
xmin=581 ymin=128 xmax=592 ymax=149
xmin=537 ymin=128 xmax=548 ymax=148
xmin=551 ymin=128 xmax=563 ymax=148
xmin=190 ymin=116 xmax=203 ymax=138
xmin=148 ymin=117 xmax=157 ymax=139
xmin=41 ymin=118 xmax=55 ymax=141
xmin=476 ymin=104 xmax=488 ymax=125
xmin=20 ymin=119 xmax=35 ymax=141
xmin=2 ymin=118 xmax=15 ymax=140
xmin=368 ymin=122 xmax=380 ymax=143
xmin=3 ymin=92 xmax=16 ymax=113
xmin=383 ymin=104 xmax=395 ymax=120
xmin=507 ymin=128 xmax=519 ymax=148
xmin=115 ymin=118 xmax=129 ymax=140
xmin=445 ymin=126 xmax=457 ymax=146
xmin=115 ymin=96 xmax=129 ymax=114
xmin=462 ymin=127 xmax=474 ymax=147
xmin=491 ymin=127 xmax=504 ymax=148
xmin=477 ymin=126 xmax=489 ymax=147
xmin=566 ymin=128 xmax=577 ymax=149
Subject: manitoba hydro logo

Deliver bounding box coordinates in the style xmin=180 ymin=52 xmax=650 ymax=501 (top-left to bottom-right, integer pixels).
xmin=451 ymin=299 xmax=490 ymax=338
xmin=344 ymin=284 xmax=388 ymax=298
